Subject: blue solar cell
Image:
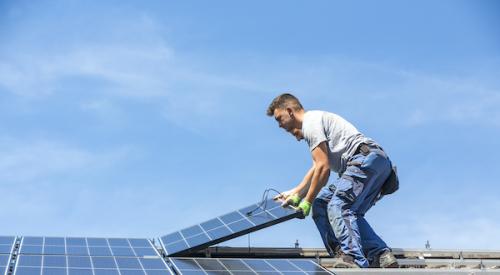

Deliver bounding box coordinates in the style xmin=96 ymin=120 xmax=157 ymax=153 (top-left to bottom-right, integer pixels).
xmin=242 ymin=259 xmax=275 ymax=271
xmin=219 ymin=211 xmax=244 ymax=224
xmin=267 ymin=259 xmax=300 ymax=271
xmin=94 ymin=269 xmax=119 ymax=275
xmin=44 ymin=237 xmax=64 ymax=246
xmin=116 ymin=258 xmax=142 ymax=269
xmin=22 ymin=237 xmax=43 ymax=246
xmin=174 ymin=271 xmax=204 ymax=275
xmin=15 ymin=267 xmax=41 ymax=275
xmin=43 ymin=255 xmax=67 ymax=267
xmin=43 ymin=246 xmax=65 ymax=255
xmin=132 ymin=247 xmax=157 ymax=257
xmin=21 ymin=246 xmax=43 ymax=254
xmin=66 ymin=238 xmax=86 ymax=246
xmin=161 ymin=232 xmax=183 ymax=245
xmin=111 ymin=247 xmax=135 ymax=257
xmin=226 ymin=219 xmax=253 ymax=232
xmin=91 ymin=257 xmax=116 ymax=269
xmin=68 ymin=268 xmax=93 ymax=275
xmin=108 ymin=238 xmax=129 ymax=247
xmin=0 ymin=245 xmax=12 ymax=254
xmin=88 ymin=246 xmax=112 ymax=256
xmin=17 ymin=255 xmax=42 ymax=267
xmin=68 ymin=256 xmax=92 ymax=268
xmin=144 ymin=270 xmax=171 ymax=275
xmin=219 ymin=259 xmax=250 ymax=271
xmin=268 ymin=206 xmax=292 ymax=219
xmin=0 ymin=254 xmax=9 ymax=265
xmin=87 ymin=238 xmax=107 ymax=246
xmin=164 ymin=241 xmax=189 ymax=256
xmin=185 ymin=233 xmax=211 ymax=248
xmin=289 ymin=259 xmax=326 ymax=272
xmin=67 ymin=246 xmax=89 ymax=255
xmin=170 ymin=259 xmax=200 ymax=270
xmin=180 ymin=225 xmax=203 ymax=238
xmin=42 ymin=267 xmax=66 ymax=275
xmin=195 ymin=259 xmax=226 ymax=270
xmin=199 ymin=219 xmax=224 ymax=231
xmin=206 ymin=226 xmax=232 ymax=240
xmin=129 ymin=239 xmax=150 ymax=247
xmin=119 ymin=270 xmax=146 ymax=275
xmin=139 ymin=258 xmax=167 ymax=270
xmin=0 ymin=236 xmax=15 ymax=246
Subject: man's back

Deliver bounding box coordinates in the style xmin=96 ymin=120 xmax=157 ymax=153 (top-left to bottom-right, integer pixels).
xmin=302 ymin=110 xmax=372 ymax=173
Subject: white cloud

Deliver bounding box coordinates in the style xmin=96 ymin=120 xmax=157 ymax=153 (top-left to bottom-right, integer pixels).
xmin=0 ymin=137 xmax=131 ymax=183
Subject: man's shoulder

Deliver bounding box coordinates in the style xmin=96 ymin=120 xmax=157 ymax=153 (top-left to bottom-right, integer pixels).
xmin=305 ymin=110 xmax=341 ymax=122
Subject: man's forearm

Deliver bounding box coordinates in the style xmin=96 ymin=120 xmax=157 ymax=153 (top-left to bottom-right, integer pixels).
xmin=304 ymin=163 xmax=330 ymax=202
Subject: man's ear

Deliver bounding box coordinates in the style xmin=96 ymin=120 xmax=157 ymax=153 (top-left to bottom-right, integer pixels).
xmin=286 ymin=107 xmax=294 ymax=118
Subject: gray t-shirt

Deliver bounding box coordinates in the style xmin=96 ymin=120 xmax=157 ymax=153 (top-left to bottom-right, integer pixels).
xmin=302 ymin=110 xmax=373 ymax=174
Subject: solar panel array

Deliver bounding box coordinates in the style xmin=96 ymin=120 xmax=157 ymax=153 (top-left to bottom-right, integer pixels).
xmin=169 ymin=258 xmax=332 ymax=275
xmin=0 ymin=236 xmax=16 ymax=275
xmin=160 ymin=198 xmax=301 ymax=256
xmin=2 ymin=198 xmax=313 ymax=274
xmin=14 ymin=237 xmax=174 ymax=275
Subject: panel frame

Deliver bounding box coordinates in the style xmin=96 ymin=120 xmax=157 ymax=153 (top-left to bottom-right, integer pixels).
xmin=160 ymin=198 xmax=302 ymax=256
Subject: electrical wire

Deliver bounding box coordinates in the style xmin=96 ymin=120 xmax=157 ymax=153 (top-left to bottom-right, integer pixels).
xmin=245 ymin=188 xmax=282 ymax=216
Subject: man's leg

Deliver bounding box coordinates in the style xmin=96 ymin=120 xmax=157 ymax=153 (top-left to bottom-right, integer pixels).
xmin=312 ymin=186 xmax=339 ymax=256
xmin=327 ymin=151 xmax=392 ymax=267
xmin=350 ymin=149 xmax=396 ymax=267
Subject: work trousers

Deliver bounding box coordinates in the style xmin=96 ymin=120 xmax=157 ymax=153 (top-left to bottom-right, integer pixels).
xmin=312 ymin=146 xmax=392 ymax=267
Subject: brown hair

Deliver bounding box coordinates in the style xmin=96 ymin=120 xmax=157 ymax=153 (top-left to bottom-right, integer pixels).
xmin=266 ymin=93 xmax=304 ymax=116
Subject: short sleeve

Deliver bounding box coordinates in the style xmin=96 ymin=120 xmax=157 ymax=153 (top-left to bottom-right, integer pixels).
xmin=303 ymin=112 xmax=327 ymax=151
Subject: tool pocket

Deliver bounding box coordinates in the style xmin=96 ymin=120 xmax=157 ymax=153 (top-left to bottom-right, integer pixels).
xmin=380 ymin=165 xmax=399 ymax=195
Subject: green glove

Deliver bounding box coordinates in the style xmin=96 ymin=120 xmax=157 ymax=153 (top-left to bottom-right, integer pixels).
xmin=289 ymin=194 xmax=301 ymax=206
xmin=298 ymin=200 xmax=312 ymax=217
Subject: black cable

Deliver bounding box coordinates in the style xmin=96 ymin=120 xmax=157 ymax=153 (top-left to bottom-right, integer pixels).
xmin=246 ymin=188 xmax=282 ymax=216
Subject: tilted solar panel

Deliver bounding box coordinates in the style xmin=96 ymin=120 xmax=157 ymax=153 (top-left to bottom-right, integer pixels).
xmin=160 ymin=198 xmax=302 ymax=256
xmin=19 ymin=237 xmax=158 ymax=257
xmin=169 ymin=258 xmax=333 ymax=275
xmin=0 ymin=236 xmax=16 ymax=275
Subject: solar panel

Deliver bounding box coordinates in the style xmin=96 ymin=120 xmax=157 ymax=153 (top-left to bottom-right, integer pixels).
xmin=160 ymin=198 xmax=301 ymax=256
xmin=13 ymin=255 xmax=174 ymax=275
xmin=169 ymin=258 xmax=332 ymax=275
xmin=0 ymin=236 xmax=16 ymax=275
xmin=19 ymin=237 xmax=158 ymax=257
xmin=14 ymin=236 xmax=174 ymax=275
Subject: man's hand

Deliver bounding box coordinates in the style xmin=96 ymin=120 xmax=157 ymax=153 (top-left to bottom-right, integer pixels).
xmin=298 ymin=200 xmax=312 ymax=218
xmin=281 ymin=193 xmax=301 ymax=207
xmin=274 ymin=189 xmax=294 ymax=201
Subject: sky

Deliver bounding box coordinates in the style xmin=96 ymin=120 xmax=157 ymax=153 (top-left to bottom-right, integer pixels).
xmin=1 ymin=0 xmax=499 ymax=251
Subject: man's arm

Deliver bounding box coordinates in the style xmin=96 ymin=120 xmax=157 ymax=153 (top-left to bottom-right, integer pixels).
xmin=303 ymin=141 xmax=330 ymax=203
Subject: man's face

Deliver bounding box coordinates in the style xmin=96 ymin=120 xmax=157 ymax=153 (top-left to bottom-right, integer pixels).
xmin=273 ymin=108 xmax=304 ymax=141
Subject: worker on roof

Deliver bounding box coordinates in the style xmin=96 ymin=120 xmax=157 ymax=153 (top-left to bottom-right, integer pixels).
xmin=267 ymin=93 xmax=398 ymax=268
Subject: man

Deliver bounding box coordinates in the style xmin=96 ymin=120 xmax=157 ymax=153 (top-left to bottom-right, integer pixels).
xmin=267 ymin=93 xmax=398 ymax=268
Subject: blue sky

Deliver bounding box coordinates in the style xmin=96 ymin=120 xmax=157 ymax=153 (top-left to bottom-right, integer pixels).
xmin=1 ymin=0 xmax=499 ymax=250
